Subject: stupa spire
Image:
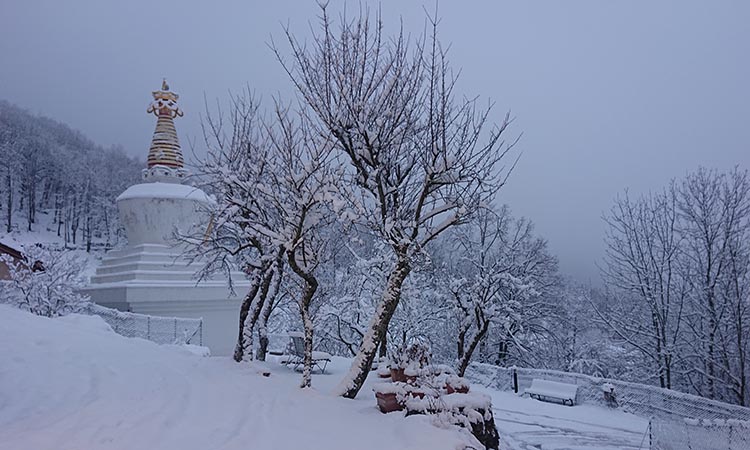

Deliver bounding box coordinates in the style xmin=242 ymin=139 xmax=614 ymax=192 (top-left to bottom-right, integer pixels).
xmin=143 ymin=79 xmax=188 ymax=183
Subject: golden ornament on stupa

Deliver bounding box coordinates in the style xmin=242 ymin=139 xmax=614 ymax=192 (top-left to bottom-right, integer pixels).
xmin=146 ymin=79 xmax=184 ymax=169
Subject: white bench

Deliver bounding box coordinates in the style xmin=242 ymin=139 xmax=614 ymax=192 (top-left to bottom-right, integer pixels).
xmin=525 ymin=379 xmax=578 ymax=406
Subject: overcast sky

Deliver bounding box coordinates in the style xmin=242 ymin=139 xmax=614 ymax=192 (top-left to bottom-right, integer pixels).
xmin=1 ymin=0 xmax=748 ymax=283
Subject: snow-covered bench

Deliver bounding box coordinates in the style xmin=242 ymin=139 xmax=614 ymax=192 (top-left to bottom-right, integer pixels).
xmin=282 ymin=332 xmax=331 ymax=374
xmin=525 ymin=379 xmax=578 ymax=406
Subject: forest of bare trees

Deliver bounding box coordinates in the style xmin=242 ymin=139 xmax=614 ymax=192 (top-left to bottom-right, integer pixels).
xmin=599 ymin=168 xmax=750 ymax=405
xmin=0 ymin=101 xmax=141 ymax=249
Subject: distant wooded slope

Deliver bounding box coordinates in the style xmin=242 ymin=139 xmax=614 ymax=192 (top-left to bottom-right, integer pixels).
xmin=0 ymin=100 xmax=142 ymax=250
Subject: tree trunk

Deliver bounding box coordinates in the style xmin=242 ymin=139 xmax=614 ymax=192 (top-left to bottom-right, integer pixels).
xmin=257 ymin=262 xmax=283 ymax=362
xmin=243 ymin=266 xmax=275 ymax=361
xmin=55 ymin=193 xmax=62 ymax=237
xmin=233 ymin=269 xmax=264 ymax=362
xmin=287 ymin=246 xmax=319 ymax=389
xmin=296 ymin=279 xmax=317 ymax=388
xmin=496 ymin=340 xmax=509 ymax=366
xmin=26 ymin=182 xmax=33 ymax=231
xmin=86 ymin=215 xmax=92 ymax=252
xmin=458 ymin=318 xmax=490 ymax=377
xmin=457 ymin=317 xmax=470 ymax=360
xmin=707 ymin=286 xmax=717 ymax=399
xmin=5 ymin=170 xmax=12 ymax=233
xmin=335 ymin=254 xmax=411 ymax=399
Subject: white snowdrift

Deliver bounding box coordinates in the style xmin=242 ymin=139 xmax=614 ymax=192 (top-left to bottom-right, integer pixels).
xmin=0 ymin=305 xmax=467 ymax=450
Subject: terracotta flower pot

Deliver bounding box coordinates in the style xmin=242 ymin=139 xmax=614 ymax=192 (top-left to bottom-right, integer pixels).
xmin=375 ymin=391 xmax=404 ymax=413
xmin=446 ymin=384 xmax=470 ymax=394
xmin=390 ymin=368 xmax=407 ymax=382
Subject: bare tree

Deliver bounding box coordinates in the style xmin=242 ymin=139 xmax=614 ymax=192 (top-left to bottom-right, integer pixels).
xmin=193 ymin=92 xmax=337 ymax=389
xmin=446 ymin=206 xmax=557 ymax=376
xmin=677 ymin=168 xmax=750 ymax=402
xmin=0 ymin=246 xmax=90 ymax=317
xmin=599 ymin=188 xmax=685 ymax=389
xmin=274 ymin=4 xmax=517 ymax=399
xmin=598 ymin=168 xmax=750 ymax=403
xmin=191 ymin=91 xmax=285 ymax=362
xmin=266 ymin=103 xmax=335 ymax=387
xmin=0 ymin=125 xmax=19 ymax=233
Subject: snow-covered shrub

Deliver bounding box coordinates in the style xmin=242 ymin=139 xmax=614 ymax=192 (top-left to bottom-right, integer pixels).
xmin=392 ymin=340 xmax=432 ymax=374
xmin=0 ymin=246 xmax=90 ymax=317
xmin=404 ymin=392 xmax=499 ymax=450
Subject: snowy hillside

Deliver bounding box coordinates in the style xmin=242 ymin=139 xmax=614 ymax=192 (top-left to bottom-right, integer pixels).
xmin=0 ymin=100 xmax=141 ymax=250
xmin=0 ymin=211 xmax=105 ymax=280
xmin=0 ymin=305 xmax=472 ymax=450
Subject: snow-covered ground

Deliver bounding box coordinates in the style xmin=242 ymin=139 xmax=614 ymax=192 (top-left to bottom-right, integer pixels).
xmin=485 ymin=392 xmax=648 ymax=449
xmin=0 ymin=305 xmax=471 ymax=450
xmin=0 ymin=304 xmax=649 ymax=450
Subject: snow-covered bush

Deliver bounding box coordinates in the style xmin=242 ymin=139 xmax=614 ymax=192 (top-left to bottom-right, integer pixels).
xmin=403 ymin=391 xmax=499 ymax=450
xmin=0 ymin=246 xmax=90 ymax=317
xmin=392 ymin=340 xmax=432 ymax=375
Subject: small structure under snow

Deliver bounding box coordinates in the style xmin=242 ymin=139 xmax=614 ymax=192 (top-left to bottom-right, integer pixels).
xmin=82 ymin=80 xmax=248 ymax=355
xmin=0 ymin=242 xmax=24 ymax=280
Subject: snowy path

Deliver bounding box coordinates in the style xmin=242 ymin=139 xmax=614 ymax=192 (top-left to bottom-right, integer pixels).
xmin=482 ymin=391 xmax=649 ymax=450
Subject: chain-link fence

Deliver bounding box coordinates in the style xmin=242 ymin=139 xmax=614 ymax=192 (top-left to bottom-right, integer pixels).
xmin=466 ymin=363 xmax=750 ymax=422
xmin=466 ymin=363 xmax=750 ymax=449
xmin=85 ymin=304 xmax=203 ymax=346
xmin=649 ymin=417 xmax=750 ymax=450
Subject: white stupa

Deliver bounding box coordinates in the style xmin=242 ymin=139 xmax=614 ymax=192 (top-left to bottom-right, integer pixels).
xmin=84 ymin=80 xmax=248 ymax=355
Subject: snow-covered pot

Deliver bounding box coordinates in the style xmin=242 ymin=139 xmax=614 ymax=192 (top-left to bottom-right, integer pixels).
xmin=390 ymin=341 xmax=431 ymax=383
xmin=390 ymin=367 xmax=416 ymax=383
xmin=375 ymin=392 xmax=403 ymax=413
xmin=446 ymin=384 xmax=470 ymax=394
xmin=426 ymin=364 xmax=456 ymax=376
xmin=442 ymin=393 xmax=499 ymax=450
xmin=373 ymin=382 xmax=406 ymax=413
xmin=408 ymin=388 xmax=427 ymax=399
xmin=377 ymin=360 xmax=392 ymax=379
xmin=378 ymin=369 xmax=393 ymax=379
xmin=445 ymin=375 xmax=470 ymax=394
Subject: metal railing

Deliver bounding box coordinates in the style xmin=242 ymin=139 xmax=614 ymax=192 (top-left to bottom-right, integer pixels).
xmin=648 ymin=417 xmax=750 ymax=450
xmin=466 ymin=363 xmax=750 ymax=422
xmin=85 ymin=303 xmax=203 ymax=346
xmin=466 ymin=363 xmax=750 ymax=449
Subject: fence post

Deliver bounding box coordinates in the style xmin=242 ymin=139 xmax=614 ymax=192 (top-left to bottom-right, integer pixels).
xmin=174 ymin=318 xmax=177 ymax=342
xmin=199 ymin=321 xmax=203 ymax=346
xmin=147 ymin=316 xmax=151 ymax=340
xmin=512 ymin=366 xmax=519 ymax=394
xmin=728 ymin=421 xmax=732 ymax=449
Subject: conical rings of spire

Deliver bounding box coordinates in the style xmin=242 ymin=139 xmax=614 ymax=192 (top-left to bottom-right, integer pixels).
xmin=142 ymin=80 xmax=189 ymax=183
